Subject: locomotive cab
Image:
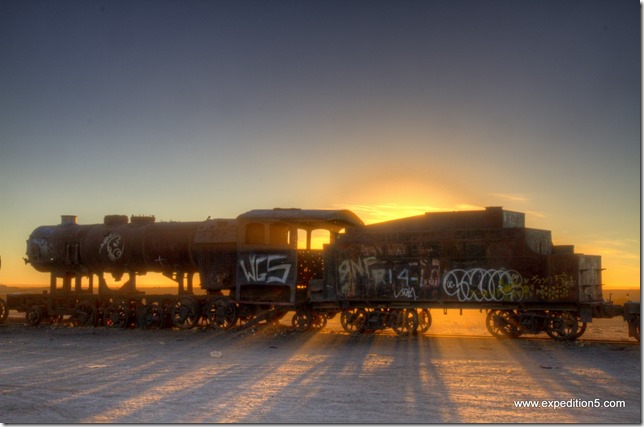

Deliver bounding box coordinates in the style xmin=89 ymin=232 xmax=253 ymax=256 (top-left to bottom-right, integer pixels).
xmin=235 ymin=209 xmax=363 ymax=306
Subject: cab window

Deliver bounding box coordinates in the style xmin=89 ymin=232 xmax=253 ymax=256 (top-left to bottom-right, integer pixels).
xmin=297 ymin=228 xmax=332 ymax=250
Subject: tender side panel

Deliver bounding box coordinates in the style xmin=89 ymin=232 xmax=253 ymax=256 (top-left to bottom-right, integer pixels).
xmin=327 ymin=225 xmax=599 ymax=307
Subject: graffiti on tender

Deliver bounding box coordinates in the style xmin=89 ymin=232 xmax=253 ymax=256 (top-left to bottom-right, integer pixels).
xmin=239 ymin=254 xmax=291 ymax=284
xmin=423 ymin=259 xmax=441 ymax=287
xmin=99 ymin=233 xmax=124 ymax=261
xmin=338 ymin=256 xmax=381 ymax=286
xmin=532 ymin=273 xmax=575 ymax=301
xmin=338 ymin=256 xmax=421 ymax=300
xmin=393 ymin=282 xmax=417 ymax=299
xmin=420 ymin=258 xmax=441 ymax=299
xmin=391 ymin=266 xmax=420 ymax=300
xmin=442 ymin=268 xmax=525 ymax=302
xmin=338 ymin=256 xmax=381 ymax=297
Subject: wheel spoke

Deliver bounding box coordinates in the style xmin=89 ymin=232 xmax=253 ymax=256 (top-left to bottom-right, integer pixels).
xmin=206 ymin=297 xmax=236 ymax=330
xmin=103 ymin=302 xmax=130 ymax=329
xmin=26 ymin=306 xmax=44 ymax=326
xmin=392 ymin=309 xmax=418 ymax=337
xmin=138 ymin=302 xmax=165 ymax=329
xmin=340 ymin=308 xmax=366 ymax=334
xmin=291 ymin=308 xmax=312 ymax=332
xmin=486 ymin=310 xmax=521 ymax=338
xmin=545 ymin=311 xmax=579 ymax=341
xmin=73 ymin=301 xmax=98 ymax=327
xmin=310 ymin=312 xmax=328 ymax=330
xmin=172 ymin=297 xmax=201 ymax=329
xmin=418 ymin=309 xmax=432 ymax=333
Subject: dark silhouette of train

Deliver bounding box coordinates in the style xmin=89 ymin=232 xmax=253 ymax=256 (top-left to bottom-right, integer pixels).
xmin=2 ymin=206 xmax=640 ymax=341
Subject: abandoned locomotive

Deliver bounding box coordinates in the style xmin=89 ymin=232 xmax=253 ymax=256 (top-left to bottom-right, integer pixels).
xmin=3 ymin=206 xmax=640 ymax=341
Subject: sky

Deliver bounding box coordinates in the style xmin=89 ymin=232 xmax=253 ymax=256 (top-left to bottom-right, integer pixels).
xmin=0 ymin=0 xmax=640 ymax=290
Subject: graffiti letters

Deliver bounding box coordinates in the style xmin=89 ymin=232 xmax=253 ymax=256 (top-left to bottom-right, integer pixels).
xmin=239 ymin=254 xmax=291 ymax=284
xmin=393 ymin=283 xmax=417 ymax=300
xmin=532 ymin=273 xmax=576 ymax=301
xmin=442 ymin=268 xmax=524 ymax=302
xmin=422 ymin=259 xmax=441 ymax=288
xmin=99 ymin=233 xmax=124 ymax=262
xmin=338 ymin=256 xmax=422 ymax=300
xmin=338 ymin=256 xmax=382 ymax=285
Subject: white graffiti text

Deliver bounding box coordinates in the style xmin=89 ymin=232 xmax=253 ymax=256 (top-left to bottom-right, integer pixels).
xmin=240 ymin=255 xmax=291 ymax=284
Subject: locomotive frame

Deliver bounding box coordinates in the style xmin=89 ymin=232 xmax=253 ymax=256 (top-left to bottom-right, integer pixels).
xmin=2 ymin=206 xmax=640 ymax=341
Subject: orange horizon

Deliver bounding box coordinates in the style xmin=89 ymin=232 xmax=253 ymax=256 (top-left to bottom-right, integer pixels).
xmin=1 ymin=280 xmax=640 ymax=292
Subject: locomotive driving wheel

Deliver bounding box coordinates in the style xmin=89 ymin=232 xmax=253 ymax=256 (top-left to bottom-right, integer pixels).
xmin=206 ymin=297 xmax=237 ymax=330
xmin=26 ymin=305 xmax=45 ymax=326
xmin=172 ymin=296 xmax=201 ymax=329
xmin=545 ymin=311 xmax=579 ymax=341
xmin=340 ymin=308 xmax=366 ymax=334
xmin=392 ymin=309 xmax=419 ymax=337
xmin=138 ymin=302 xmax=165 ymax=330
xmin=104 ymin=302 xmax=130 ymax=329
xmin=485 ymin=309 xmax=522 ymax=338
xmin=73 ymin=301 xmax=98 ymax=327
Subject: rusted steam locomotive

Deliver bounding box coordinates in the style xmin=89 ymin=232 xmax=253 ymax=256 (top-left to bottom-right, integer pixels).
xmin=3 ymin=206 xmax=640 ymax=341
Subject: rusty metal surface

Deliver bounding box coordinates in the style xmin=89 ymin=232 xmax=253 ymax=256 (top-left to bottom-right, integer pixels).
xmin=26 ymin=215 xmax=200 ymax=277
xmin=328 ymin=226 xmax=600 ymax=306
xmin=22 ymin=207 xmax=605 ymax=307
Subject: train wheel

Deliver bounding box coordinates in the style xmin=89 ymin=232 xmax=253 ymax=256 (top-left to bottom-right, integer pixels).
xmin=73 ymin=301 xmax=98 ymax=327
xmin=340 ymin=308 xmax=366 ymax=334
xmin=172 ymin=296 xmax=201 ymax=329
xmin=501 ymin=310 xmax=522 ymax=338
xmin=485 ymin=310 xmax=521 ymax=338
xmin=310 ymin=312 xmax=328 ymax=330
xmin=418 ymin=309 xmax=432 ymax=334
xmin=393 ymin=309 xmax=419 ymax=337
xmin=573 ymin=321 xmax=588 ymax=340
xmin=0 ymin=298 xmax=8 ymax=324
xmin=291 ymin=308 xmax=313 ymax=332
xmin=485 ymin=310 xmax=503 ymax=337
xmin=138 ymin=302 xmax=165 ymax=330
xmin=545 ymin=311 xmax=579 ymax=341
xmin=206 ymin=298 xmax=237 ymax=330
xmin=26 ymin=305 xmax=44 ymax=326
xmin=104 ymin=302 xmax=130 ymax=329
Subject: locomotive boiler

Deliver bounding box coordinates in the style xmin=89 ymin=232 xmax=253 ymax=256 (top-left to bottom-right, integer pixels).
xmin=4 ymin=206 xmax=640 ymax=341
xmin=26 ymin=214 xmax=200 ymax=293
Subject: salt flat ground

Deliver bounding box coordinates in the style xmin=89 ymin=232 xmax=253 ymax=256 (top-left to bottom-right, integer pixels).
xmin=0 ymin=310 xmax=640 ymax=424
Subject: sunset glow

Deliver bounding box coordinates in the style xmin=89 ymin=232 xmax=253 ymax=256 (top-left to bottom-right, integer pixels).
xmin=0 ymin=1 xmax=638 ymax=292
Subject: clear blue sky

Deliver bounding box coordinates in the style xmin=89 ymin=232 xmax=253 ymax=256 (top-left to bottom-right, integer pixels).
xmin=0 ymin=0 xmax=640 ymax=288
